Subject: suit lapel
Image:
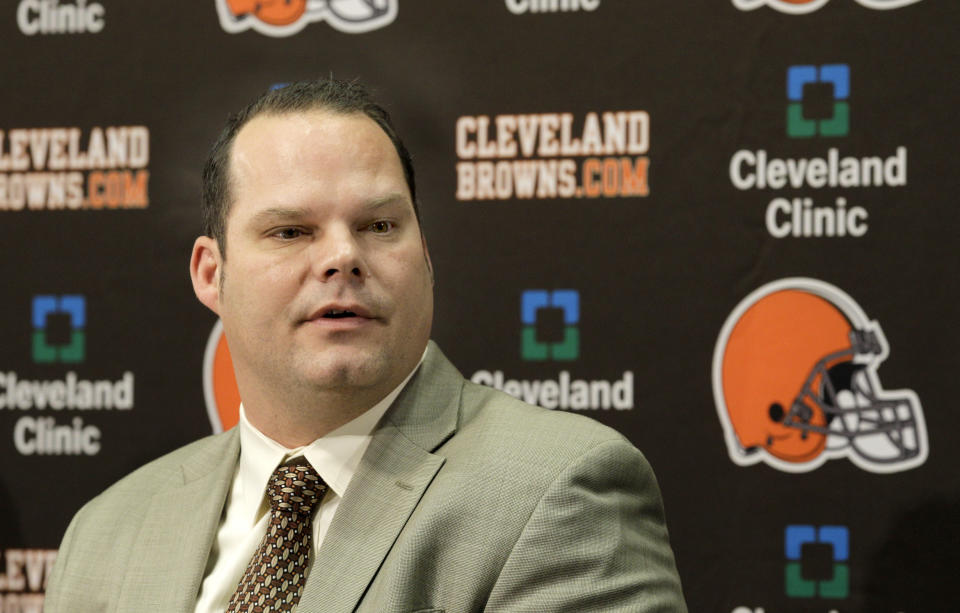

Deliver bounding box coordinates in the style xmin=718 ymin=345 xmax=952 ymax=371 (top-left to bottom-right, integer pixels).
xmin=116 ymin=430 xmax=240 ymax=612
xmin=298 ymin=342 xmax=464 ymax=612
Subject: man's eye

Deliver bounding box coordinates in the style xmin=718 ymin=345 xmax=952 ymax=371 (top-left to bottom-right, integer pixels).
xmin=369 ymin=221 xmax=393 ymax=233
xmin=275 ymin=228 xmax=303 ymax=239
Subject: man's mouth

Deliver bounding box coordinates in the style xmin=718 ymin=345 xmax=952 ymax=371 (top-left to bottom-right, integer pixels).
xmin=323 ymin=309 xmax=357 ymax=319
xmin=305 ymin=304 xmax=375 ymax=323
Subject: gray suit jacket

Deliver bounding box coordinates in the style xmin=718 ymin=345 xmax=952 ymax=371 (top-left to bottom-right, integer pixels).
xmin=45 ymin=342 xmax=686 ymax=612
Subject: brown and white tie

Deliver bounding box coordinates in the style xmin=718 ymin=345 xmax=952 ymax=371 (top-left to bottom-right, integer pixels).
xmin=226 ymin=457 xmax=327 ymax=613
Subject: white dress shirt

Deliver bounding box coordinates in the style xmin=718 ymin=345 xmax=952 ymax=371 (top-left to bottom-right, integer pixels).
xmin=194 ymin=358 xmax=423 ymax=613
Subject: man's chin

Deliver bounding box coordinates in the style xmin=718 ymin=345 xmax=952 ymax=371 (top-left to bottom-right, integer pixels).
xmin=300 ymin=351 xmax=391 ymax=392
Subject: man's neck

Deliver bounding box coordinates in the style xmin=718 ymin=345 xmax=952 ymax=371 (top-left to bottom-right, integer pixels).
xmin=239 ymin=349 xmax=428 ymax=447
xmin=242 ymin=389 xmax=379 ymax=447
xmin=238 ymin=345 xmax=429 ymax=449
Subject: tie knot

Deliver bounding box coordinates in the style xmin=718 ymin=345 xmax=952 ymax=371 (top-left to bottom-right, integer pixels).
xmin=266 ymin=456 xmax=326 ymax=515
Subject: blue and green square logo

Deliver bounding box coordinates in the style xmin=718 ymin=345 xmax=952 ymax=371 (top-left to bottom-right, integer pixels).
xmin=787 ymin=64 xmax=849 ymax=138
xmin=521 ymin=289 xmax=579 ymax=361
xmin=32 ymin=295 xmax=85 ymax=363
xmin=785 ymin=524 xmax=849 ymax=599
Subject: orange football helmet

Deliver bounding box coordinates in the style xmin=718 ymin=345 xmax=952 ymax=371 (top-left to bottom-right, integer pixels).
xmin=713 ymin=278 xmax=926 ymax=473
xmin=225 ymin=0 xmax=308 ymax=26
xmin=217 ymin=0 xmax=398 ymax=36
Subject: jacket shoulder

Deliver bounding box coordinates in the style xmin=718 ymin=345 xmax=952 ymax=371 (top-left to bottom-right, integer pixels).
xmin=81 ymin=429 xmax=236 ymax=514
xmin=459 ymin=379 xmax=629 ymax=448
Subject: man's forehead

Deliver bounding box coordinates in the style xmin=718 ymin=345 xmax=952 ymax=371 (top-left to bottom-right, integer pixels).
xmin=228 ymin=109 xmax=397 ymax=180
xmin=223 ymin=109 xmax=411 ymax=224
xmin=234 ymin=111 xmax=334 ymax=164
xmin=234 ymin=109 xmax=381 ymax=152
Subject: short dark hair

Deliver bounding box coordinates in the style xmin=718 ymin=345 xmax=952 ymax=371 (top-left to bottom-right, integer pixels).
xmin=201 ymin=78 xmax=418 ymax=255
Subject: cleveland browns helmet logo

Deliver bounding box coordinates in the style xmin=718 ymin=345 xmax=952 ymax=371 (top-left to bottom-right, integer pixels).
xmin=216 ymin=0 xmax=398 ymax=37
xmin=732 ymin=0 xmax=923 ymax=13
xmin=712 ymin=278 xmax=927 ymax=473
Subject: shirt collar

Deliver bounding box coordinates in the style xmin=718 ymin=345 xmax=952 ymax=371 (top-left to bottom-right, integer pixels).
xmin=236 ymin=349 xmax=426 ymax=518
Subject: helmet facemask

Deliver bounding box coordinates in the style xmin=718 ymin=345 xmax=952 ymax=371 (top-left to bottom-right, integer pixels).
xmin=783 ymin=329 xmax=923 ymax=466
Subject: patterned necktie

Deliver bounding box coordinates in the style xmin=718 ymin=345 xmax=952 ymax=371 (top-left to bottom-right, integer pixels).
xmin=226 ymin=457 xmax=327 ymax=613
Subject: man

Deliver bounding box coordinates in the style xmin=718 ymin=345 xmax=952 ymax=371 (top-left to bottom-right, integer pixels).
xmin=44 ymin=79 xmax=687 ymax=612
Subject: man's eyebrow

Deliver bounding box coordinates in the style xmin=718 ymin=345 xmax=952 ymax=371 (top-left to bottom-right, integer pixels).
xmin=248 ymin=207 xmax=312 ymax=226
xmin=365 ymin=192 xmax=412 ymax=211
xmin=247 ymin=195 xmax=411 ymax=227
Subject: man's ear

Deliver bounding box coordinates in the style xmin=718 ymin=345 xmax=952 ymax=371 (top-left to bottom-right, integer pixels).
xmin=190 ymin=236 xmax=222 ymax=314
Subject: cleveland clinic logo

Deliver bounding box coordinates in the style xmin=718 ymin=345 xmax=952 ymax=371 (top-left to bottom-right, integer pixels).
xmin=471 ymin=289 xmax=633 ymax=410
xmin=32 ymin=295 xmax=85 ymax=363
xmin=727 ymin=62 xmax=908 ymax=239
xmin=7 ymin=295 xmax=134 ymax=457
xmin=785 ymin=525 xmax=850 ymax=599
xmin=521 ymin=290 xmax=579 ymax=361
xmin=16 ymin=0 xmax=105 ymax=35
xmin=788 ymin=64 xmax=849 ymax=138
xmin=505 ymin=0 xmax=599 ymax=14
xmin=732 ymin=0 xmax=923 ymax=13
xmin=215 ymin=0 xmax=397 ymax=37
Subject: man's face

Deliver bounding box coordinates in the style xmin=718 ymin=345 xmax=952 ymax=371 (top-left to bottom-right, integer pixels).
xmin=200 ymin=110 xmax=433 ymax=412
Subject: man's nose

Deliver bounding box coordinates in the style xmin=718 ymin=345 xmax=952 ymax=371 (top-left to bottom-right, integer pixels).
xmin=311 ymin=228 xmax=366 ymax=281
